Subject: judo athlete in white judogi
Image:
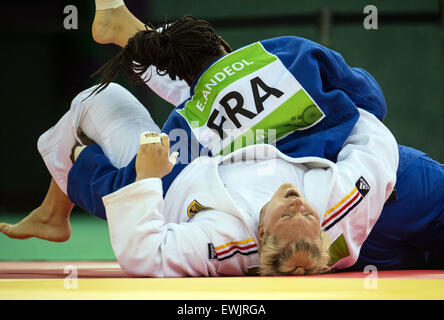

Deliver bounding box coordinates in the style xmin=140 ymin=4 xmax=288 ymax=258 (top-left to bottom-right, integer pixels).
xmin=97 ymin=106 xmax=398 ymax=276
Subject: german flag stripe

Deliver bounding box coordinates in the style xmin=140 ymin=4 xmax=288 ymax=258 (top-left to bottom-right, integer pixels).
xmin=321 ymin=177 xmax=371 ymax=231
xmin=323 ymin=197 xmax=363 ymax=231
xmin=323 ymin=187 xmax=357 ymax=219
xmin=217 ymin=249 xmax=258 ymax=261
xmin=214 ymin=238 xmax=256 ymax=251
xmin=215 ymin=239 xmax=257 ymax=261
xmin=322 ymin=190 xmax=363 ymax=230
xmin=217 ymin=243 xmax=257 ymax=257
xmin=322 ymin=191 xmax=360 ymax=226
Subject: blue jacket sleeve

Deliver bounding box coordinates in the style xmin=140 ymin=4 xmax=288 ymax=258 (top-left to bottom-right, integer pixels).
xmin=66 ymin=103 xmax=206 ymax=220
xmin=67 ymin=144 xmax=137 ymax=220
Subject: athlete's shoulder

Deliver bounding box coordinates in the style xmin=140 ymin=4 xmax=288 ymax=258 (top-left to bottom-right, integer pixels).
xmin=161 ymin=98 xmax=192 ymax=131
xmin=260 ymin=35 xmax=326 ymax=53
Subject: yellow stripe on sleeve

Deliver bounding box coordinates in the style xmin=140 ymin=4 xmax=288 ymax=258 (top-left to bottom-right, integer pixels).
xmin=215 ymin=238 xmax=255 ymax=251
xmin=323 ymin=187 xmax=358 ymax=218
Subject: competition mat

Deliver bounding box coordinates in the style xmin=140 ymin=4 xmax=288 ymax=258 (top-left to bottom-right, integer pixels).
xmin=0 ymin=261 xmax=443 ymax=300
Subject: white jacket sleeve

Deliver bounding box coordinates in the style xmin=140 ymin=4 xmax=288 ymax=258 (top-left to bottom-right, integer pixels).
xmin=103 ymin=178 xmax=218 ymax=277
xmin=303 ymin=109 xmax=399 ymax=270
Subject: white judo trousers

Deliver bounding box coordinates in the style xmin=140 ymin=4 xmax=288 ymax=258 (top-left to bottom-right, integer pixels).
xmin=37 ymin=64 xmax=189 ymax=195
xmin=37 ymin=83 xmax=162 ymax=194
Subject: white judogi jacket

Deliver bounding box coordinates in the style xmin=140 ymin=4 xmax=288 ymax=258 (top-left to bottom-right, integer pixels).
xmin=103 ymin=109 xmax=398 ymax=277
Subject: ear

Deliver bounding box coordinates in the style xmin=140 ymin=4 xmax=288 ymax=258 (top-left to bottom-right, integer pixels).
xmin=219 ymin=36 xmax=233 ymax=53
xmin=257 ymin=224 xmax=265 ymax=247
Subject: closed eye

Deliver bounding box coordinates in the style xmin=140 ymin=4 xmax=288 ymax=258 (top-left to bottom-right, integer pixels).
xmin=303 ymin=212 xmax=317 ymax=219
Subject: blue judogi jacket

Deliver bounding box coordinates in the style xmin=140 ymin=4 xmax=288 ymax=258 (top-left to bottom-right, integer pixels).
xmin=67 ymin=36 xmax=386 ymax=219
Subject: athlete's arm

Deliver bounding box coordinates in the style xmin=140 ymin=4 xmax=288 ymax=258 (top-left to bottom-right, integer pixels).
xmin=102 ymin=177 xmax=221 ymax=277
xmin=101 ymin=134 xmax=221 ymax=277
xmin=303 ymin=109 xmax=399 ymax=270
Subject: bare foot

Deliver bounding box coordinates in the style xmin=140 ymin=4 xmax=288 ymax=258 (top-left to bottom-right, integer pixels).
xmin=0 ymin=206 xmax=71 ymax=242
xmin=92 ymin=7 xmax=118 ymax=44
xmin=92 ymin=4 xmax=147 ymax=47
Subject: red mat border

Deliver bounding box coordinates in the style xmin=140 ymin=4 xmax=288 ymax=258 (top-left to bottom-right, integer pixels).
xmin=0 ymin=261 xmax=443 ymax=279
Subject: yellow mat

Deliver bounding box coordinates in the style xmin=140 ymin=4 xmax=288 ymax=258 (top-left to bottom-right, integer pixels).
xmin=1 ymin=277 xmax=443 ymax=300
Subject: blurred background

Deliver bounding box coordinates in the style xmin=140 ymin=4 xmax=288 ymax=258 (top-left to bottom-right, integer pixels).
xmin=0 ymin=0 xmax=442 ymax=261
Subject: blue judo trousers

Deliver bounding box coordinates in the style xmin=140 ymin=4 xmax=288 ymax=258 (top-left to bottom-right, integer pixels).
xmin=67 ymin=36 xmax=444 ymax=270
xmin=347 ymin=145 xmax=444 ymax=270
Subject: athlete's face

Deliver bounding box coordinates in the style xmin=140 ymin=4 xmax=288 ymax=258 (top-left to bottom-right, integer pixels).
xmin=258 ymin=183 xmax=321 ymax=248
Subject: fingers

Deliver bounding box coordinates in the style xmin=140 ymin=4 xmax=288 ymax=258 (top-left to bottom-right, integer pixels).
xmin=159 ymin=133 xmax=170 ymax=149
xmin=140 ymin=132 xmax=162 ymax=145
xmin=169 ymin=151 xmax=179 ymax=166
xmin=159 ymin=133 xmax=179 ymax=165
xmin=139 ymin=131 xmax=179 ymax=166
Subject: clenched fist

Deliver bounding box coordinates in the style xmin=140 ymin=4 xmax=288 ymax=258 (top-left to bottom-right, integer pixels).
xmin=135 ymin=132 xmax=178 ymax=181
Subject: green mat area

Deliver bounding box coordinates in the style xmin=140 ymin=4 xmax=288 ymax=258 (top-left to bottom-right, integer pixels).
xmin=0 ymin=210 xmax=116 ymax=261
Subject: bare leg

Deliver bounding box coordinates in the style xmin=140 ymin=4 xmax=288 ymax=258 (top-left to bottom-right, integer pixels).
xmin=0 ymin=179 xmax=73 ymax=242
xmin=92 ymin=2 xmax=150 ymax=47
xmin=0 ymin=126 xmax=99 ymax=242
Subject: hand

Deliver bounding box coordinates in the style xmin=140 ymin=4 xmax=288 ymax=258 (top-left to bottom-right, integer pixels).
xmin=135 ymin=132 xmax=176 ymax=181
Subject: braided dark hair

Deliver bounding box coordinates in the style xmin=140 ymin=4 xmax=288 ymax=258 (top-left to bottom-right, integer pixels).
xmin=90 ymin=15 xmax=222 ymax=95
